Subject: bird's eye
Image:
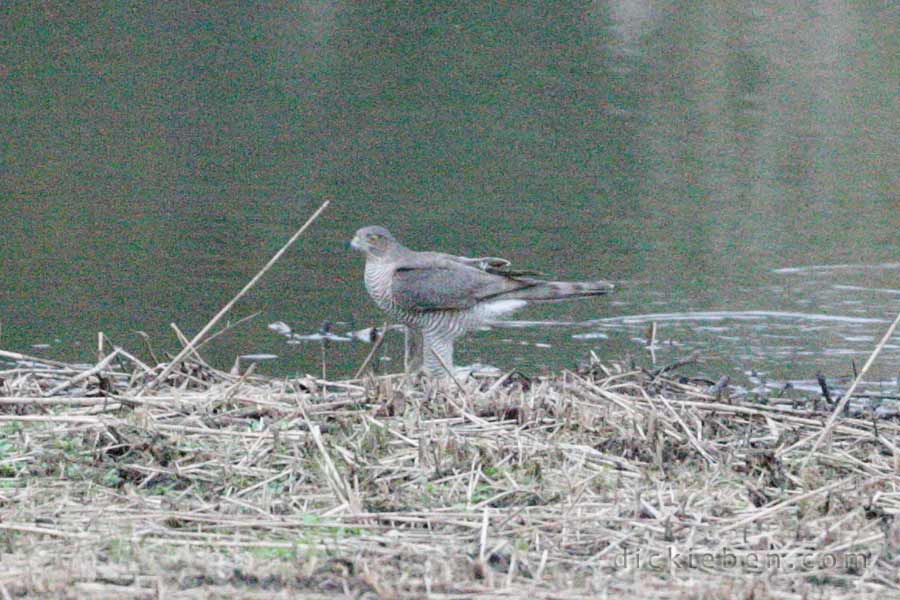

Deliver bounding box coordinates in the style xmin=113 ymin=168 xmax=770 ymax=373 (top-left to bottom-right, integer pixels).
xmin=368 ymin=234 xmax=382 ymax=241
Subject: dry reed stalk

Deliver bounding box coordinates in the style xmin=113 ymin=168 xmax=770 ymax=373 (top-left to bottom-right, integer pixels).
xmin=42 ymin=348 xmax=122 ymax=397
xmin=0 ymin=349 xmax=73 ymax=368
xmin=801 ymin=311 xmax=900 ymax=467
xmin=149 ymin=200 xmax=330 ymax=388
xmin=429 ymin=347 xmax=468 ymax=396
xmin=194 ymin=311 xmax=261 ymax=352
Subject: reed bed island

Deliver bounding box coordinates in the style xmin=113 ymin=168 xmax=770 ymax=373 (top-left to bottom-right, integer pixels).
xmin=1 ymin=337 xmax=898 ymax=599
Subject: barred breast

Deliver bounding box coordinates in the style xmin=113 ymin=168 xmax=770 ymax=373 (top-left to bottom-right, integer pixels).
xmin=364 ymin=261 xmax=398 ymax=315
xmin=364 ymin=260 xmax=475 ymax=336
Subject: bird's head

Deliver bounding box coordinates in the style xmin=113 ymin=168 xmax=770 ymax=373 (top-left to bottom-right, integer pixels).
xmin=350 ymin=226 xmax=399 ymax=258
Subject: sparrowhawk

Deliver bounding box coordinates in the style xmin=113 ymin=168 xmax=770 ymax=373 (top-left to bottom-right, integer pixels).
xmin=351 ymin=226 xmax=614 ymax=375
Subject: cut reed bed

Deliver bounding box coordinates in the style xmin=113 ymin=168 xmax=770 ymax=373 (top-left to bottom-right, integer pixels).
xmin=0 ymin=347 xmax=898 ymax=599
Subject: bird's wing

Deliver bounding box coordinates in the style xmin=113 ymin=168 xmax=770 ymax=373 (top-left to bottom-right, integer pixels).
xmin=391 ymin=254 xmax=534 ymax=312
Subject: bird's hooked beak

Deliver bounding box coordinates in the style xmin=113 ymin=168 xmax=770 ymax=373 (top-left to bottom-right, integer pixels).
xmin=350 ymin=234 xmax=364 ymax=252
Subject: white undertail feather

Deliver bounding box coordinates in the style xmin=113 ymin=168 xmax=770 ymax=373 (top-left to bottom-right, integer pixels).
xmin=482 ymin=299 xmax=528 ymax=318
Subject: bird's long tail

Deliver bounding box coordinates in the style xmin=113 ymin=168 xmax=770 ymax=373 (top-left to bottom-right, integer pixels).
xmin=499 ymin=279 xmax=615 ymax=302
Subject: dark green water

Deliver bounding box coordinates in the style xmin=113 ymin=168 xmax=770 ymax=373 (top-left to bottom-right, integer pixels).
xmin=1 ymin=2 xmax=898 ymax=387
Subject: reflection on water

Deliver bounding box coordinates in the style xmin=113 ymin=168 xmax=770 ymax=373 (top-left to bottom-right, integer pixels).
xmin=775 ymin=264 xmax=900 ymax=274
xmin=0 ymin=2 xmax=897 ymax=385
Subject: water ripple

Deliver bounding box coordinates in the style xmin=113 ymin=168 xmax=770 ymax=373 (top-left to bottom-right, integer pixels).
xmin=584 ymin=311 xmax=889 ymax=326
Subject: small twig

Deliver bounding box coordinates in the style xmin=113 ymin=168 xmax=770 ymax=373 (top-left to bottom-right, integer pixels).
xmin=134 ymin=330 xmax=160 ymax=365
xmin=221 ymin=362 xmax=257 ymax=403
xmin=170 ymin=323 xmax=211 ymax=367
xmin=0 ymin=523 xmax=91 ymax=539
xmin=43 ymin=349 xmax=122 ymax=397
xmin=648 ymin=350 xmax=700 ymax=378
xmin=115 ymin=347 xmax=153 ymax=374
xmin=0 ymin=349 xmax=72 ymax=369
xmin=430 ymin=348 xmax=467 ymax=395
xmin=816 ymin=372 xmax=833 ymax=405
xmin=652 ymin=392 xmax=717 ymax=465
xmin=195 ymin=311 xmax=261 ymax=352
xmin=479 ymin=508 xmax=489 ymax=562
xmin=304 ymin=412 xmax=359 ymax=513
xmin=718 ymin=479 xmax=849 ymax=534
